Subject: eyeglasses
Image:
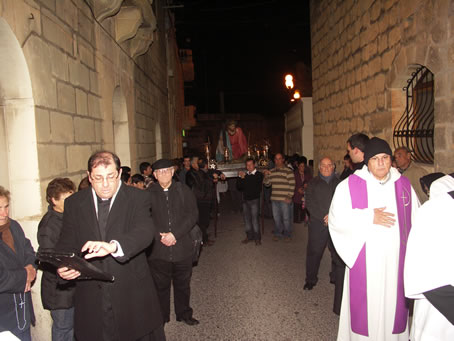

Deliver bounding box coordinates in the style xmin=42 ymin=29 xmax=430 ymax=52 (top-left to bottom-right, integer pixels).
xmin=154 ymin=167 xmax=173 ymax=175
xmin=90 ymin=173 xmax=119 ymax=183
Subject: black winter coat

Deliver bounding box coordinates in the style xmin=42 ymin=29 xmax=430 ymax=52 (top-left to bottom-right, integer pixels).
xmin=37 ymin=206 xmax=75 ymax=310
xmin=56 ymin=185 xmax=162 ymax=341
xmin=305 ymin=175 xmax=340 ymax=223
xmin=186 ymin=168 xmax=215 ymax=203
xmin=147 ymin=181 xmax=198 ymax=262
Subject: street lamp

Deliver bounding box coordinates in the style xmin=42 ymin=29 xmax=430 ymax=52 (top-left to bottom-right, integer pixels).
xmin=284 ymin=74 xmax=294 ymax=89
xmin=293 ymin=90 xmax=301 ymax=100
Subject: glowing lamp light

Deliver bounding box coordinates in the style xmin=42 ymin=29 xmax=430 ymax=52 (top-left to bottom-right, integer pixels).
xmin=293 ymin=90 xmax=301 ymax=99
xmin=285 ymin=74 xmax=294 ymax=89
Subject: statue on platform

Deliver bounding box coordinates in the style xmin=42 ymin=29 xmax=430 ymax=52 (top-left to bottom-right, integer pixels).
xmin=215 ymin=120 xmax=248 ymax=162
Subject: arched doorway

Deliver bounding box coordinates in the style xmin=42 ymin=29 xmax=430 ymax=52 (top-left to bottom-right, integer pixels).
xmin=0 ymin=18 xmax=41 ymax=220
xmin=112 ymin=86 xmax=131 ymax=166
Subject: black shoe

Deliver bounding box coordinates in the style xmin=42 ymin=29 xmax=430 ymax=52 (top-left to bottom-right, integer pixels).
xmin=303 ymin=283 xmax=315 ymax=290
xmin=241 ymin=238 xmax=250 ymax=244
xmin=176 ymin=317 xmax=200 ymax=326
xmin=255 ymin=240 xmax=262 ymax=246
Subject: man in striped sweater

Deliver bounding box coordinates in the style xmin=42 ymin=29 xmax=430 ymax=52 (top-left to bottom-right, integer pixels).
xmin=263 ymin=153 xmax=296 ymax=242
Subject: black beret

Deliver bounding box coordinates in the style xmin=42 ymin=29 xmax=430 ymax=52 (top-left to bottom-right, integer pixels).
xmin=152 ymin=159 xmax=173 ymax=171
xmin=364 ymin=137 xmax=392 ymax=165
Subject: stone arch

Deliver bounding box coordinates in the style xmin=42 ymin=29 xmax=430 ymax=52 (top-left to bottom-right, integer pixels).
xmin=155 ymin=120 xmax=162 ymax=160
xmin=0 ymin=18 xmax=41 ymax=220
xmin=112 ymin=86 xmax=131 ymax=166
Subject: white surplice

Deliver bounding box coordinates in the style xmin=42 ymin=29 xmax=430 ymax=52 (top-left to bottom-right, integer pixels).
xmin=405 ymin=175 xmax=454 ymax=341
xmin=328 ymin=166 xmax=419 ymax=341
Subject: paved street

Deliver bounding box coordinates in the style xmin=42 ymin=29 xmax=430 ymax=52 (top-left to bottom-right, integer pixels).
xmin=164 ymin=196 xmax=339 ymax=341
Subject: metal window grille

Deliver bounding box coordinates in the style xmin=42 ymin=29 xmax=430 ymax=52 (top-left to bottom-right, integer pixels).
xmin=393 ymin=65 xmax=434 ymax=164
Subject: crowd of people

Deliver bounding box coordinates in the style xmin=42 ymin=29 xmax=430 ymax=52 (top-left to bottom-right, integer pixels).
xmin=1 ymin=130 xmax=453 ymax=340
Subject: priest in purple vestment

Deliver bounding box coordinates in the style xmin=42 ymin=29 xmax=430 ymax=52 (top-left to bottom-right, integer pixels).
xmin=328 ymin=137 xmax=420 ymax=341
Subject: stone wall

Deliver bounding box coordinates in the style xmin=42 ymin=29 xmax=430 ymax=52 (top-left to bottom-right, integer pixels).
xmin=0 ymin=0 xmax=182 ymax=339
xmin=310 ymin=0 xmax=454 ymax=173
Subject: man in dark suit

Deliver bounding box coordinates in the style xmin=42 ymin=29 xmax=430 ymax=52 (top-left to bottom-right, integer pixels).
xmin=57 ymin=151 xmax=165 ymax=341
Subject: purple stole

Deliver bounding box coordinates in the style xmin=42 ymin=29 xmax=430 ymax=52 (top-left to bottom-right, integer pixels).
xmin=348 ymin=174 xmax=412 ymax=336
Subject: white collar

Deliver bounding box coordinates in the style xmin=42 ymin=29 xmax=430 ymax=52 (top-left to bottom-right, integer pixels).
xmin=91 ymin=181 xmax=122 ymax=213
xmin=248 ymin=169 xmax=257 ymax=175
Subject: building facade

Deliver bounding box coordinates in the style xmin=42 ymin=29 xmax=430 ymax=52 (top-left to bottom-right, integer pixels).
xmin=310 ymin=0 xmax=453 ymax=173
xmin=0 ymin=0 xmax=187 ymax=339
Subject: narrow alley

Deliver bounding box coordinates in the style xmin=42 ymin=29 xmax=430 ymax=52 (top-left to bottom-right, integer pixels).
xmin=165 ymin=197 xmax=339 ymax=341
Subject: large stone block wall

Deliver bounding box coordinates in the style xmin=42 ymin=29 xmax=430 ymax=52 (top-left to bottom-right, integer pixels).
xmin=0 ymin=0 xmax=179 ymax=339
xmin=0 ymin=0 xmax=174 ymax=208
xmin=310 ymin=0 xmax=454 ymax=173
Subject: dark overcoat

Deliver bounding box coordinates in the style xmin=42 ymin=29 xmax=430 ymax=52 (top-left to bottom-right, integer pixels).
xmin=37 ymin=206 xmax=75 ymax=310
xmin=147 ymin=181 xmax=198 ymax=262
xmin=56 ymin=184 xmax=162 ymax=341
xmin=0 ymin=219 xmax=36 ymax=337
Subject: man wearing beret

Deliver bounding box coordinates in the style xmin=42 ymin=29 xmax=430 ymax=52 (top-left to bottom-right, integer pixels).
xmin=328 ymin=137 xmax=419 ymax=341
xmin=147 ymin=159 xmax=200 ymax=326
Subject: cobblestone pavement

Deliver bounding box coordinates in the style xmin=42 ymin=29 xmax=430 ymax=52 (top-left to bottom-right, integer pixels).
xmin=164 ymin=198 xmax=339 ymax=341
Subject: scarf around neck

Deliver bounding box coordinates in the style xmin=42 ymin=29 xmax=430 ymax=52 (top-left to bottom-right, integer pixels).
xmin=0 ymin=219 xmax=15 ymax=252
xmin=320 ymin=173 xmax=335 ymax=184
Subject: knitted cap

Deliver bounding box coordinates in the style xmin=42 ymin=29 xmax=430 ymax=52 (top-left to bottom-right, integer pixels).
xmin=364 ymin=137 xmax=392 ymax=165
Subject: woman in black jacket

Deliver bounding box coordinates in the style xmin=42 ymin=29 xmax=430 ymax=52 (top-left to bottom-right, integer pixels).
xmin=37 ymin=178 xmax=75 ymax=341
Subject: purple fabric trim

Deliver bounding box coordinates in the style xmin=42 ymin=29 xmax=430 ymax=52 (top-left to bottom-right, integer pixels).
xmin=348 ymin=175 xmax=369 ymax=336
xmin=348 ymin=174 xmax=411 ymax=336
xmin=392 ymin=176 xmax=411 ymax=334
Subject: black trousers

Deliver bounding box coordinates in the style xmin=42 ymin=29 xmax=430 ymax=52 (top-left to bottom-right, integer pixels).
xmin=227 ymin=178 xmax=243 ymax=212
xmin=149 ymin=257 xmax=193 ymax=322
xmin=305 ymin=219 xmax=337 ymax=285
xmin=197 ymin=202 xmax=212 ymax=242
xmin=331 ymin=248 xmax=345 ymax=315
xmin=293 ymin=203 xmax=306 ymax=223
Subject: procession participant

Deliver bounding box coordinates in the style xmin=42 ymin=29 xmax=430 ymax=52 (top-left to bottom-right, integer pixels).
xmin=237 ymin=158 xmax=263 ymax=245
xmin=140 ymin=162 xmax=154 ymax=188
xmin=263 ymin=153 xmax=295 ymax=242
xmin=147 ymin=159 xmax=199 ymax=326
xmin=347 ymin=133 xmax=369 ymax=169
xmin=304 ymin=157 xmax=340 ymax=291
xmin=405 ymin=174 xmax=454 ymax=341
xmin=329 ymin=137 xmax=419 ymax=341
xmin=394 ymin=146 xmax=428 ymax=203
xmin=186 ymin=156 xmax=217 ymax=246
xmin=0 ymin=186 xmax=37 ymax=341
xmin=38 ymin=178 xmax=76 ymax=341
xmin=56 ymin=151 xmax=165 ymax=341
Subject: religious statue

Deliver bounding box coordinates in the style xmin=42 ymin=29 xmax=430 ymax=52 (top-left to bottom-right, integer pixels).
xmin=215 ymin=120 xmax=248 ymax=162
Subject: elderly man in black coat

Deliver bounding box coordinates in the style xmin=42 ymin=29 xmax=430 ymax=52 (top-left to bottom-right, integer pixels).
xmin=147 ymin=159 xmax=199 ymax=326
xmin=304 ymin=157 xmax=340 ymax=293
xmin=56 ymin=151 xmax=164 ymax=341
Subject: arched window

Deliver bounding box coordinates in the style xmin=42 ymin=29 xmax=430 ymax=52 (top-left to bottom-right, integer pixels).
xmin=393 ymin=65 xmax=434 ymax=164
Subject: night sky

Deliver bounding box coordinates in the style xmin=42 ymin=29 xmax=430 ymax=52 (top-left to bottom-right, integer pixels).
xmin=174 ymin=0 xmax=311 ymax=117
